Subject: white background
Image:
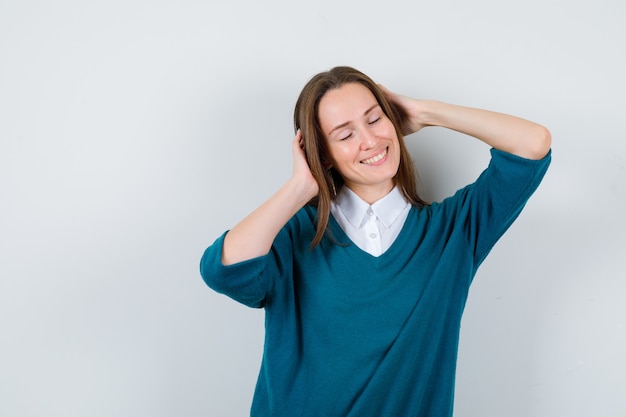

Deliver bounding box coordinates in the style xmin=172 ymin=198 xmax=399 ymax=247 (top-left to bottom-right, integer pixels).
xmin=1 ymin=0 xmax=624 ymax=416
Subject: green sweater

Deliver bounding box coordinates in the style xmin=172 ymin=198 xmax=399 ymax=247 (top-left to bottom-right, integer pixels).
xmin=200 ymin=149 xmax=551 ymax=417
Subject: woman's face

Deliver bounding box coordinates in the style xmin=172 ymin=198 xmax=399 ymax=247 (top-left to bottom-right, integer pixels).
xmin=318 ymin=82 xmax=401 ymax=203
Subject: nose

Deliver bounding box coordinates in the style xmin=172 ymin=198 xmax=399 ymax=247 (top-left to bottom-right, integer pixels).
xmin=359 ymin=128 xmax=377 ymax=150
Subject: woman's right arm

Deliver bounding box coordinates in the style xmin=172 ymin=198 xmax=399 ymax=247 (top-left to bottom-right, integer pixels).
xmin=221 ymin=130 xmax=319 ymax=265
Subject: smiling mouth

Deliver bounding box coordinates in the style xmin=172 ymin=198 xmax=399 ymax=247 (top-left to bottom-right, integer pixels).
xmin=361 ymin=147 xmax=388 ymax=165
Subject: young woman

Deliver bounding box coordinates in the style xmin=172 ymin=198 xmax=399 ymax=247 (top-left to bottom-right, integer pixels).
xmin=200 ymin=66 xmax=551 ymax=417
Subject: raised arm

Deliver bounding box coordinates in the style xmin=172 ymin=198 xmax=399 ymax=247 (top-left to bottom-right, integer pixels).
xmin=221 ymin=130 xmax=319 ymax=265
xmin=381 ymin=86 xmax=552 ymax=160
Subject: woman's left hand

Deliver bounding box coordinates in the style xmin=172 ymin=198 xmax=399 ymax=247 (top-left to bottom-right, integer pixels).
xmin=379 ymin=85 xmax=427 ymax=136
xmin=381 ymin=84 xmax=551 ymax=159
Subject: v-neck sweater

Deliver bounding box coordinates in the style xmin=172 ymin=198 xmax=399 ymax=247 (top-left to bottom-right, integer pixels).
xmin=200 ymin=148 xmax=551 ymax=417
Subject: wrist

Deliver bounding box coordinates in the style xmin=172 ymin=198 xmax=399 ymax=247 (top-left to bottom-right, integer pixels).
xmin=286 ymin=176 xmax=318 ymax=206
xmin=414 ymin=100 xmax=446 ymax=128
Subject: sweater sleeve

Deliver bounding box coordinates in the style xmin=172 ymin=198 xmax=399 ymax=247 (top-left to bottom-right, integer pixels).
xmin=199 ymin=229 xmax=289 ymax=308
xmin=451 ymin=148 xmax=551 ymax=268
xmin=199 ymin=212 xmax=302 ymax=308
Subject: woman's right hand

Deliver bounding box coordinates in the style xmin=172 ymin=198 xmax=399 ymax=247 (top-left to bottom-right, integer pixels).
xmin=222 ymin=130 xmax=319 ymax=265
xmin=290 ymin=129 xmax=319 ymax=203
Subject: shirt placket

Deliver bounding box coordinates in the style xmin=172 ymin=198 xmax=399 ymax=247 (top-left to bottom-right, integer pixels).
xmin=363 ymin=208 xmax=383 ymax=256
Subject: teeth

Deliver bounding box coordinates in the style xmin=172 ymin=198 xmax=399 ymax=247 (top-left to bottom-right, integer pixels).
xmin=362 ymin=148 xmax=387 ymax=164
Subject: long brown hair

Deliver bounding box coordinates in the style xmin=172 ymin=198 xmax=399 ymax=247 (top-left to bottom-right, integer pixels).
xmin=293 ymin=66 xmax=429 ymax=248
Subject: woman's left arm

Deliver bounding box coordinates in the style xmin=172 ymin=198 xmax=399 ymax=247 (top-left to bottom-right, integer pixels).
xmin=382 ymin=87 xmax=552 ymax=160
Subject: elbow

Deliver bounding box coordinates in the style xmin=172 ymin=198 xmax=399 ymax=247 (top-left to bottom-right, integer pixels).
xmin=199 ymin=247 xmax=223 ymax=290
xmin=525 ymin=125 xmax=552 ymax=160
xmin=514 ymin=125 xmax=552 ymax=160
xmin=199 ymin=257 xmax=214 ymax=288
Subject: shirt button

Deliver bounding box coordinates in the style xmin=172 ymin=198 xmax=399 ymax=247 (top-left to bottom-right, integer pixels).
xmin=367 ymin=209 xmax=374 ymax=216
xmin=369 ymin=233 xmax=377 ymax=239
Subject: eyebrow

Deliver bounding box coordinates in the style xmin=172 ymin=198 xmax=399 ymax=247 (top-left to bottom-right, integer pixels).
xmin=327 ymin=103 xmax=380 ymax=136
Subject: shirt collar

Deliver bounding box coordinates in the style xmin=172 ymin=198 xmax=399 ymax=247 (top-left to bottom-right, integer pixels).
xmin=335 ymin=186 xmax=410 ymax=229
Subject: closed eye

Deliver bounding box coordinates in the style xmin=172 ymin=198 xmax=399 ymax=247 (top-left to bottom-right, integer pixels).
xmin=340 ymin=132 xmax=353 ymax=141
xmin=368 ymin=117 xmax=381 ymax=125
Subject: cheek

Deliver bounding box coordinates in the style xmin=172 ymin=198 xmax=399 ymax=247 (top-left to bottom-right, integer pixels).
xmin=375 ymin=119 xmax=396 ymax=138
xmin=331 ymin=142 xmax=358 ymax=159
xmin=326 ymin=145 xmax=345 ymax=168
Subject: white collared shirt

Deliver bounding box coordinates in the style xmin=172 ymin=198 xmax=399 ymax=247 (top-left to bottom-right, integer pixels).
xmin=330 ymin=186 xmax=411 ymax=257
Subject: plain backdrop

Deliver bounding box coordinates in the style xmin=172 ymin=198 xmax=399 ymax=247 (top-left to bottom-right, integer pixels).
xmin=1 ymin=0 xmax=625 ymax=416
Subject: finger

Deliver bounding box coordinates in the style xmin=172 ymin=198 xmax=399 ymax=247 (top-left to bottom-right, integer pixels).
xmin=292 ymin=131 xmax=306 ymax=156
xmin=379 ymin=84 xmax=402 ymax=107
xmin=296 ymin=129 xmax=305 ymax=149
xmin=378 ymin=83 xmax=393 ymax=96
xmin=292 ymin=129 xmax=301 ymax=144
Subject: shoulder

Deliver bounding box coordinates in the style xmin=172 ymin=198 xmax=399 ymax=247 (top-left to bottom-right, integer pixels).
xmin=275 ymin=205 xmax=318 ymax=246
xmin=291 ymin=205 xmax=318 ymax=229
